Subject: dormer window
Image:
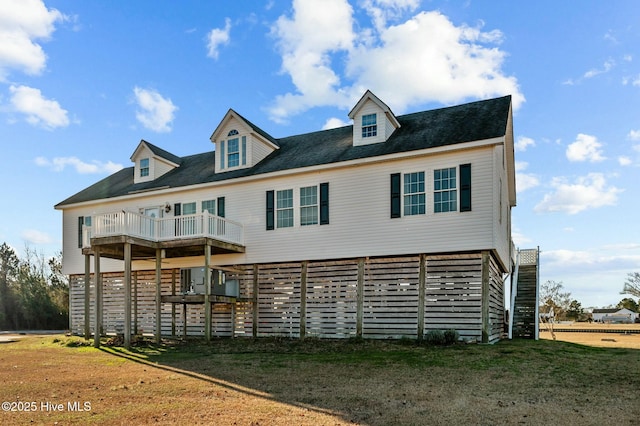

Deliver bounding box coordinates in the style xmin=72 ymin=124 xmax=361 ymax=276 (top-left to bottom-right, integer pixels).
xmin=227 ymin=135 xmax=240 ymax=167
xmin=140 ymin=158 xmax=150 ymax=177
xmin=362 ymin=114 xmax=377 ymax=138
xmin=219 ymin=129 xmax=247 ymax=171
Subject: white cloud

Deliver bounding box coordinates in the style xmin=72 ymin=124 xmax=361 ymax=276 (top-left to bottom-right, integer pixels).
xmin=206 ymin=17 xmax=231 ymax=60
xmin=515 ymin=136 xmax=535 ymax=152
xmin=511 ymin=228 xmax=531 ymax=247
xmin=627 ymin=130 xmax=640 ymax=141
xmin=0 ymin=0 xmax=65 ymax=80
xmin=534 ymin=173 xmax=622 ymax=214
xmin=566 ymin=133 xmax=605 ymax=162
xmin=21 ymin=229 xmax=52 ymax=245
xmin=618 ymin=156 xmax=632 ymax=166
xmin=35 ymin=156 xmax=123 ymax=174
xmin=322 ymin=117 xmax=351 ymax=130
xmin=515 ymin=161 xmax=539 ymax=192
xmin=622 ymin=74 xmax=639 ymax=86
xmin=542 ymin=248 xmax=640 ymax=275
xmin=362 ymin=0 xmax=420 ymax=31
xmin=133 ymin=87 xmax=178 ymax=133
xmin=583 ymin=59 xmax=614 ymax=79
xmin=9 ymin=84 xmax=69 ymax=129
xmin=268 ymin=2 xmax=523 ymax=123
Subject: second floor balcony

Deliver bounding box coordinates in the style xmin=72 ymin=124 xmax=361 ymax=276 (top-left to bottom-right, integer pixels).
xmin=82 ymin=210 xmax=244 ymax=258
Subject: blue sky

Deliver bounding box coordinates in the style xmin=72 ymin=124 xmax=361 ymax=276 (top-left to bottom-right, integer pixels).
xmin=1 ymin=0 xmax=639 ymax=308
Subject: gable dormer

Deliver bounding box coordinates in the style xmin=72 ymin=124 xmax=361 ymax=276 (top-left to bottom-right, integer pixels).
xmin=210 ymin=109 xmax=279 ymax=174
xmin=348 ymin=90 xmax=400 ymax=146
xmin=130 ymin=140 xmax=181 ymax=184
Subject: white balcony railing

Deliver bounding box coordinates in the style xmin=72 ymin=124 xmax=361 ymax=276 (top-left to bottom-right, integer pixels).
xmin=82 ymin=210 xmax=243 ymax=248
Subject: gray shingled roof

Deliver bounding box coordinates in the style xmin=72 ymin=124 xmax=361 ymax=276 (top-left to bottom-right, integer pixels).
xmin=56 ymin=95 xmax=511 ymax=207
xmin=142 ymin=140 xmax=183 ymax=165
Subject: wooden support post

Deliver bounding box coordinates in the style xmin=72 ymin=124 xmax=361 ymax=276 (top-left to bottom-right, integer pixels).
xmin=123 ymin=243 xmax=132 ymax=349
xmin=252 ymin=264 xmax=258 ymax=338
xmin=299 ymin=261 xmax=308 ymax=339
xmin=417 ymin=254 xmax=426 ymax=340
xmin=231 ymin=303 xmax=236 ymax=338
xmin=155 ymin=249 xmax=162 ymax=344
xmin=93 ymin=248 xmax=102 ymax=348
xmin=481 ymin=251 xmax=491 ymax=344
xmin=84 ymin=254 xmax=91 ymax=340
xmin=182 ymin=303 xmax=187 ymax=340
xmin=171 ymin=269 xmax=176 ymax=338
xmin=356 ymin=258 xmax=365 ymax=338
xmin=133 ymin=271 xmax=138 ymax=335
xmin=204 ymin=244 xmax=211 ymax=342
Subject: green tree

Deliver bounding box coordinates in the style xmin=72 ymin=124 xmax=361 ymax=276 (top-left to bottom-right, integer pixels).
xmin=621 ymin=272 xmax=640 ymax=299
xmin=617 ymin=297 xmax=639 ymax=312
xmin=566 ymin=300 xmax=584 ymax=320
xmin=0 ymin=244 xmax=69 ymax=330
xmin=0 ymin=243 xmax=19 ymax=329
xmin=18 ymin=247 xmax=68 ymax=330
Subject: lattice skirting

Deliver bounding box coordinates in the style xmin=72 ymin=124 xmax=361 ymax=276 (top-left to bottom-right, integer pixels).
xmin=69 ymin=251 xmax=505 ymax=343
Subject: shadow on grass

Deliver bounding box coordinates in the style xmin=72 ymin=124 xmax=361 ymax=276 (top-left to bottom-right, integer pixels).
xmin=96 ymin=337 xmax=640 ymax=425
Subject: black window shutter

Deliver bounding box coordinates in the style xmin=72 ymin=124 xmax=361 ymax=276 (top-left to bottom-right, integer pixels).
xmin=174 ymin=203 xmax=181 ymax=216
xmin=217 ymin=197 xmax=225 ymax=217
xmin=460 ymin=163 xmax=472 ymax=212
xmin=390 ymin=173 xmax=401 ymax=218
xmin=77 ymin=216 xmax=84 ymax=248
xmin=319 ymin=182 xmax=329 ymax=225
xmin=266 ymin=190 xmax=274 ymax=230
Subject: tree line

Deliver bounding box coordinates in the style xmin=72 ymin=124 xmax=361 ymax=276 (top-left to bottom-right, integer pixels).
xmin=540 ymin=273 xmax=640 ymax=322
xmin=0 ymin=243 xmax=68 ymax=330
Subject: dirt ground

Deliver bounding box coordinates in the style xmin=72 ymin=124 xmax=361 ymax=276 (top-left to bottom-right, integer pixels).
xmin=539 ymin=323 xmax=640 ymax=349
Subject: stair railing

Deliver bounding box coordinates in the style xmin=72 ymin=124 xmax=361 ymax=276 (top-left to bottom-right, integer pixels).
xmin=508 ymin=249 xmax=521 ymax=339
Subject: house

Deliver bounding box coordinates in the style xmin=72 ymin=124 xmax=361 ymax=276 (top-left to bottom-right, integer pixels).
xmin=592 ymin=308 xmax=638 ymax=323
xmin=55 ymin=90 xmax=519 ymax=347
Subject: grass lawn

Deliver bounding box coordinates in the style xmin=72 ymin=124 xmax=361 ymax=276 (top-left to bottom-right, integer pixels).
xmin=0 ymin=335 xmax=639 ymax=425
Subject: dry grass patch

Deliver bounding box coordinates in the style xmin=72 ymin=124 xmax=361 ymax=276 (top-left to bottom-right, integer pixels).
xmin=0 ymin=335 xmax=639 ymax=425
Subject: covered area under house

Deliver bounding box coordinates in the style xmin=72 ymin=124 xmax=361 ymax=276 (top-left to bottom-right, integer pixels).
xmin=81 ymin=210 xmax=245 ymax=348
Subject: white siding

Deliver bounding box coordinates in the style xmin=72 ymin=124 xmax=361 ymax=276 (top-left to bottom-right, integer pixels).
xmin=61 ymin=144 xmax=509 ymax=275
xmin=251 ymin=136 xmax=275 ymax=166
xmin=153 ymin=158 xmax=176 ymax=179
xmin=492 ymin=145 xmax=511 ymax=270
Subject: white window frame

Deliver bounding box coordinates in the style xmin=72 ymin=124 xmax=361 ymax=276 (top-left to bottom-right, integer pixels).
xmin=300 ymin=185 xmax=319 ymax=226
xmin=362 ymin=113 xmax=377 ymax=138
xmin=201 ymin=199 xmax=216 ymax=215
xmin=403 ymin=171 xmax=425 ymax=216
xmin=434 ymin=166 xmax=458 ymax=213
xmin=276 ymin=189 xmax=294 ymax=228
xmin=140 ymin=158 xmax=150 ymax=177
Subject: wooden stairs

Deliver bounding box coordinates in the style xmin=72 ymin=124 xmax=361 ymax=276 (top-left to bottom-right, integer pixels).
xmin=510 ymin=248 xmax=539 ymax=339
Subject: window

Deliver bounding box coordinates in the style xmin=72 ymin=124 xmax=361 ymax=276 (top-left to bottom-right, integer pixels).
xmin=227 ymin=138 xmax=239 ymax=167
xmin=362 ymin=113 xmax=377 ymax=138
xmin=300 ymin=186 xmax=318 ymax=226
xmin=276 ymin=189 xmax=293 ymax=228
xmin=77 ymin=216 xmax=91 ymax=248
xmin=140 ymin=158 xmax=149 ymax=177
xmin=202 ymin=200 xmax=216 ymax=215
xmin=219 ymin=130 xmax=247 ymax=170
xmin=267 ymin=184 xmax=328 ymax=230
xmin=182 ymin=202 xmax=197 ymax=215
xmin=434 ymin=167 xmax=457 ymax=213
xmin=404 ymin=172 xmax=425 ymax=215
